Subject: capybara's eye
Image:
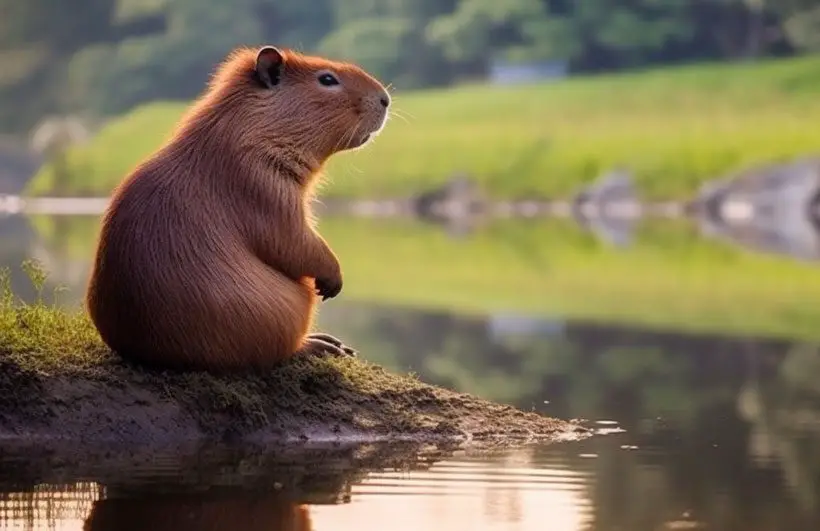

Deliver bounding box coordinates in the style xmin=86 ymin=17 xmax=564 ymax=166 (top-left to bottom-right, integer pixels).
xmin=317 ymin=73 xmax=340 ymax=87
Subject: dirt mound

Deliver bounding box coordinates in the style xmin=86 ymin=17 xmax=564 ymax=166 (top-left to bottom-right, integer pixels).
xmin=0 ymin=350 xmax=586 ymax=447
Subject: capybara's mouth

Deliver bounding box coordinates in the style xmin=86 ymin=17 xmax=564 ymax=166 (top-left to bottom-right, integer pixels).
xmin=346 ymin=132 xmax=371 ymax=149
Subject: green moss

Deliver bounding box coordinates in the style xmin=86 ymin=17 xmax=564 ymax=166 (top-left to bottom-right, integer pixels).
xmin=0 ymin=261 xmax=580 ymax=445
xmin=0 ymin=261 xmax=107 ymax=373
xmin=26 ymin=55 xmax=820 ymax=200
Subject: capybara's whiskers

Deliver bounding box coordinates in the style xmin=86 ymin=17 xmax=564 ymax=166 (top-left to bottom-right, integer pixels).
xmin=391 ymin=105 xmax=415 ymax=121
xmin=389 ymin=110 xmax=410 ymax=124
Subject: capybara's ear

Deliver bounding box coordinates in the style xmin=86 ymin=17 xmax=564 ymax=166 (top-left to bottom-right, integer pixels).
xmin=255 ymin=46 xmax=285 ymax=89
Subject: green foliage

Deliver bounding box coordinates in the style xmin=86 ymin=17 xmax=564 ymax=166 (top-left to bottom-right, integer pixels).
xmin=0 ymin=0 xmax=115 ymax=50
xmin=114 ymin=0 xmax=170 ymax=23
xmin=427 ymin=0 xmax=548 ymax=62
xmin=28 ymin=55 xmax=820 ymax=200
xmin=318 ymin=17 xmax=418 ymax=85
xmin=64 ymin=0 xmax=265 ymax=115
xmin=2 ymin=0 xmax=820 ymax=134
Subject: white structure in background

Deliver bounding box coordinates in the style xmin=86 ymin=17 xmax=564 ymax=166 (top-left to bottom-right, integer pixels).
xmin=0 ymin=116 xmax=98 ymax=215
xmin=29 ymin=115 xmax=91 ymax=156
xmin=487 ymin=313 xmax=565 ymax=341
xmin=0 ymin=193 xmax=23 ymax=215
xmin=488 ymin=58 xmax=568 ymax=85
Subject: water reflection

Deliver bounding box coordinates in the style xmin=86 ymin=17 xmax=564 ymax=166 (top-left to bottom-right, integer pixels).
xmin=2 ymin=299 xmax=820 ymax=529
xmin=2 ymin=213 xmax=820 ymax=528
xmin=85 ymin=493 xmax=313 ymax=531
xmin=0 ymin=483 xmax=101 ymax=530
xmin=0 ymin=443 xmax=599 ymax=531
xmin=320 ymin=448 xmax=595 ymax=531
xmin=1 ymin=421 xmax=820 ymax=530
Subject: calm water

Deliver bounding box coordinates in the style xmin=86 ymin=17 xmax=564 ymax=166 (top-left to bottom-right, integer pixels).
xmin=2 ymin=213 xmax=820 ymax=530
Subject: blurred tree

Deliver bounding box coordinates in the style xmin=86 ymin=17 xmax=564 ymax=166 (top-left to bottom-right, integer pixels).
xmin=691 ymin=0 xmax=795 ymax=59
xmin=255 ymin=0 xmax=335 ymax=48
xmin=64 ymin=0 xmax=336 ymax=116
xmin=319 ymin=16 xmax=417 ymax=84
xmin=778 ymin=0 xmax=820 ymax=52
xmin=562 ymin=0 xmax=694 ymax=69
xmin=426 ymin=0 xmax=557 ymax=69
xmin=0 ymin=0 xmax=114 ymax=50
xmin=0 ymin=0 xmax=164 ymax=132
xmin=319 ymin=0 xmax=454 ymax=88
xmin=426 ymin=0 xmax=695 ymax=72
xmin=0 ymin=0 xmax=819 ymax=134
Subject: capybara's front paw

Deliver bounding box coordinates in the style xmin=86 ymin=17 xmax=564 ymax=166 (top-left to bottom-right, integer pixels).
xmin=315 ymin=274 xmax=342 ymax=301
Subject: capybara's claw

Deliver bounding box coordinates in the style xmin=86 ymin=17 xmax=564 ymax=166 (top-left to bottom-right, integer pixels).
xmin=342 ymin=345 xmax=357 ymax=357
xmin=307 ymin=333 xmax=358 ymax=357
xmin=307 ymin=332 xmax=343 ymax=347
xmin=297 ymin=337 xmax=355 ymax=358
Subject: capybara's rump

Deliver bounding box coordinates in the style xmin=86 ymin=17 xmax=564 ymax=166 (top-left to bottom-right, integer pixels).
xmin=90 ymin=247 xmax=313 ymax=372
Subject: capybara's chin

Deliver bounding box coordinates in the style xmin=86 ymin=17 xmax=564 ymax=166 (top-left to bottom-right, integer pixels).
xmin=345 ymin=131 xmax=372 ymax=150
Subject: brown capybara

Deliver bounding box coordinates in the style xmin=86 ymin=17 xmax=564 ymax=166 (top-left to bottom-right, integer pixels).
xmin=85 ymin=45 xmax=391 ymax=372
xmin=83 ymin=492 xmax=313 ymax=531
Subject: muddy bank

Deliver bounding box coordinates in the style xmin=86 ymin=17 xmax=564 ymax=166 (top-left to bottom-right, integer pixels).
xmin=0 ymin=349 xmax=587 ymax=449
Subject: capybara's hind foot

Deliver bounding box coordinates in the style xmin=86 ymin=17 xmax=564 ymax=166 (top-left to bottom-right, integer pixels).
xmin=307 ymin=332 xmax=357 ymax=356
xmin=297 ymin=337 xmax=357 ymax=358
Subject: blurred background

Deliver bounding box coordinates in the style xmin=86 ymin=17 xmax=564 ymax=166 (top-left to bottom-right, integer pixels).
xmin=3 ymin=1 xmax=820 ymax=529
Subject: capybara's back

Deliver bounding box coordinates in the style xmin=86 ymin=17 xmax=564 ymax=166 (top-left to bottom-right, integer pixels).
xmin=86 ymin=155 xmax=315 ymax=371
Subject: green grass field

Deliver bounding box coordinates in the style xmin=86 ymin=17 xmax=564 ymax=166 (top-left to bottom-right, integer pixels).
xmin=27 ymin=55 xmax=820 ymax=200
xmin=24 ymin=213 xmax=820 ymax=343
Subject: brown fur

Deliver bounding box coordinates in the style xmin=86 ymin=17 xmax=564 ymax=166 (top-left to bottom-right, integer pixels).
xmin=84 ymin=493 xmax=313 ymax=531
xmin=85 ymin=46 xmax=390 ymax=372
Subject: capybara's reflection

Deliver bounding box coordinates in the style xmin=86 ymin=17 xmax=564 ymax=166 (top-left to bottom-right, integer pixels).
xmin=84 ymin=491 xmax=313 ymax=531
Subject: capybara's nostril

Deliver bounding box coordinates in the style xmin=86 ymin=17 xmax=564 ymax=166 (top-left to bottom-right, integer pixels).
xmin=379 ymin=95 xmax=390 ymax=108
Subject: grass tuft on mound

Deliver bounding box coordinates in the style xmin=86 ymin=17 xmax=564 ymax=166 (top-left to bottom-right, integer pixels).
xmin=0 ymin=260 xmax=581 ymax=446
xmin=0 ymin=260 xmax=109 ymax=373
